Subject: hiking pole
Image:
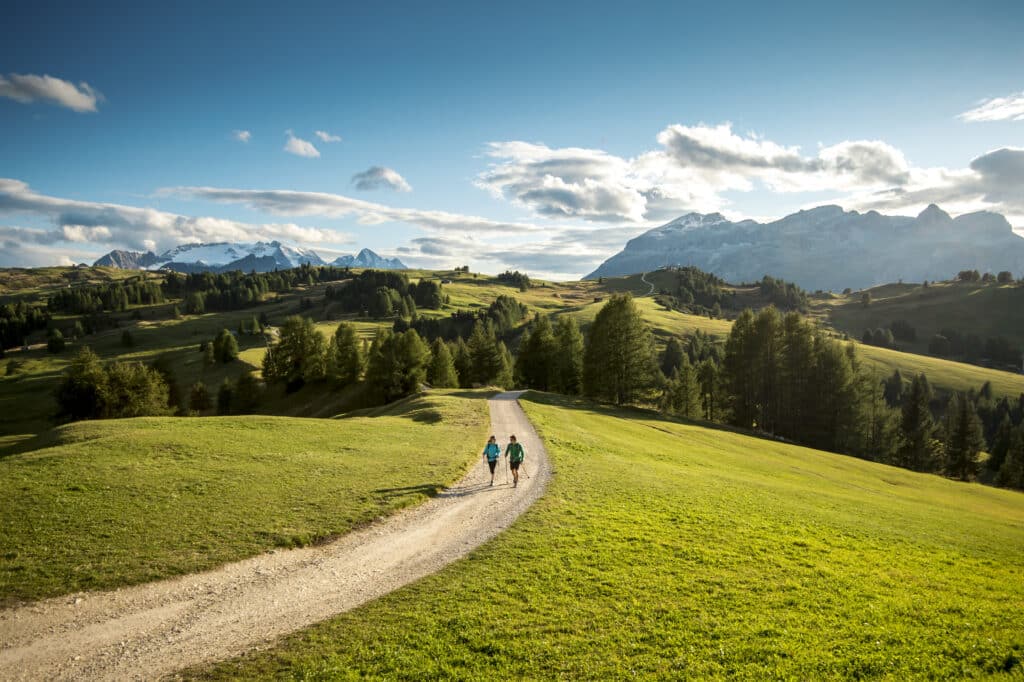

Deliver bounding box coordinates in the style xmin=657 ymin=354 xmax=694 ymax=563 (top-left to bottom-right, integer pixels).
xmin=505 ymin=455 xmax=509 ymax=485
xmin=521 ymin=461 xmax=530 ymax=479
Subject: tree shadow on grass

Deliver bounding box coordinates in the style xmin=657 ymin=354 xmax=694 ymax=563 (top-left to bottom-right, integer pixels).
xmin=373 ymin=483 xmax=445 ymax=497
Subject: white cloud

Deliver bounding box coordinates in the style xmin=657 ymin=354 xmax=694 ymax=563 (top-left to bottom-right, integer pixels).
xmin=234 ymin=129 xmax=252 ymax=143
xmin=958 ymin=92 xmax=1024 ymax=123
xmin=351 ymin=166 xmax=412 ymax=192
xmin=0 ymin=73 xmax=101 ymax=112
xmin=284 ymin=130 xmax=320 ymax=158
xmin=315 ymin=130 xmax=342 ymax=143
xmin=0 ymin=178 xmax=345 ymax=254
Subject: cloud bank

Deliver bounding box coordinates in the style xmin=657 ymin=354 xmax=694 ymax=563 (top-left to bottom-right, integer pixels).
xmin=0 ymin=73 xmax=101 ymax=112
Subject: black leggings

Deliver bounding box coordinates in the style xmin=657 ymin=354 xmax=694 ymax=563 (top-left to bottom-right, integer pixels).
xmin=487 ymin=460 xmax=497 ymax=474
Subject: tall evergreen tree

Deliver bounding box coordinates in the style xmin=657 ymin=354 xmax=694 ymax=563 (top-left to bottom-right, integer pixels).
xmin=944 ymin=392 xmax=984 ymax=481
xmin=364 ymin=329 xmax=431 ymax=402
xmin=516 ymin=315 xmax=557 ymax=390
xmin=213 ymin=329 xmax=238 ymax=363
xmin=996 ymin=427 xmax=1024 ymax=489
xmin=988 ymin=414 xmax=1015 ymax=474
xmin=189 ymin=381 xmax=212 ymax=413
xmin=896 ymin=373 xmax=938 ymax=472
xmin=327 ymin=322 xmax=363 ymax=385
xmin=428 ymin=337 xmax=459 ymax=388
xmin=722 ymin=309 xmax=759 ymax=428
xmin=697 ymin=359 xmax=720 ymax=421
xmin=452 ymin=338 xmax=473 ymax=388
xmin=661 ymin=357 xmax=701 ymax=418
xmin=261 ymin=316 xmax=327 ymax=389
xmin=660 ymin=337 xmax=685 ymax=378
xmin=467 ymin=320 xmax=506 ymax=386
xmin=582 ymin=294 xmax=656 ymax=405
xmin=552 ymin=316 xmax=584 ymax=395
xmin=55 ymin=347 xmax=108 ymax=421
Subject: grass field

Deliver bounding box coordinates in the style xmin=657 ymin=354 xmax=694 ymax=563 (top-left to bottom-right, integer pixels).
xmin=191 ymin=393 xmax=1024 ymax=680
xmin=0 ymin=390 xmax=490 ymax=605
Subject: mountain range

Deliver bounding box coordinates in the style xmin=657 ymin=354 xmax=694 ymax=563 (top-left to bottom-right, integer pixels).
xmin=585 ymin=205 xmax=1024 ymax=290
xmin=93 ymin=241 xmax=407 ymax=273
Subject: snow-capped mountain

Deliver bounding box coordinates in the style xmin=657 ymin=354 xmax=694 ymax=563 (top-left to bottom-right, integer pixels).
xmin=92 ymin=242 xmax=407 ymax=273
xmin=585 ymin=205 xmax=1024 ymax=290
xmin=329 ymin=248 xmax=407 ymax=270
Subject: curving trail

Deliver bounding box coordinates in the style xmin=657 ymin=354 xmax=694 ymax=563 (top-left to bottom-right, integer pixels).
xmin=640 ymin=271 xmax=656 ymax=296
xmin=0 ymin=391 xmax=550 ymax=681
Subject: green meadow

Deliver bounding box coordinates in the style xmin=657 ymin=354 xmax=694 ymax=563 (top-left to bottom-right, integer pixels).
xmin=191 ymin=393 xmax=1024 ymax=680
xmin=0 ymin=391 xmax=489 ymax=605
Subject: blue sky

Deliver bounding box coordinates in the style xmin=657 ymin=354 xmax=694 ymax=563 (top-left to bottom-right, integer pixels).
xmin=1 ymin=0 xmax=1022 ymax=277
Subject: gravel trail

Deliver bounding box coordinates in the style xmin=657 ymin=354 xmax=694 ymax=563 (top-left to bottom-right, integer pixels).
xmin=0 ymin=391 xmax=550 ymax=681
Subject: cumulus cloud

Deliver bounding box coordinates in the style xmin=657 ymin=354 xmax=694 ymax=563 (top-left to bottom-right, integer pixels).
xmin=478 ymin=123 xmax=1022 ymax=228
xmin=958 ymin=92 xmax=1024 ymax=123
xmin=0 ymin=178 xmax=343 ymax=254
xmin=234 ymin=130 xmax=252 ymax=143
xmin=351 ymin=166 xmax=412 ymax=192
xmin=284 ymin=130 xmax=320 ymax=158
xmin=315 ymin=130 xmax=342 ymax=143
xmin=0 ymin=73 xmax=101 ymax=112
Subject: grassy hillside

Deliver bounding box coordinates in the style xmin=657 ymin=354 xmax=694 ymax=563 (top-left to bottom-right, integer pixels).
xmin=192 ymin=394 xmax=1024 ymax=680
xmin=822 ymin=279 xmax=1024 ymax=355
xmin=0 ymin=391 xmax=490 ymax=605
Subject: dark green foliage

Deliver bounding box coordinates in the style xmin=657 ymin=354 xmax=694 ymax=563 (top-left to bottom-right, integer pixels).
xmin=261 ymin=316 xmax=327 ymax=389
xmin=452 ymin=338 xmax=473 ymax=388
xmin=883 ymin=370 xmax=904 ymax=407
xmin=997 ymin=271 xmax=1014 ymax=284
xmin=861 ymin=291 xmax=871 ymax=307
xmin=583 ymin=294 xmax=657 ymax=405
xmin=758 ymin=275 xmax=808 ymax=311
xmin=185 ymin=292 xmax=205 ymax=315
xmin=203 ymin=342 xmax=216 ymax=366
xmin=121 ymin=330 xmax=134 ymax=348
xmin=55 ymin=347 xmax=169 ymax=421
xmin=497 ymin=270 xmax=531 ymax=291
xmin=72 ymin=320 xmax=86 ymax=339
xmin=233 ymin=372 xmax=263 ymax=413
xmin=890 ymin=319 xmax=916 ymax=342
xmin=929 ymin=334 xmax=951 ymax=356
xmin=217 ymin=379 xmax=234 ymax=415
xmin=46 ymin=328 xmax=66 ymax=354
xmin=660 ymin=337 xmax=685 ymax=378
xmin=408 ymin=294 xmax=527 ymax=342
xmin=988 ymin=415 xmax=1015 ymax=474
xmin=189 ymin=382 xmax=212 ymax=413
xmin=516 ymin=315 xmax=557 ymax=390
xmin=697 ymin=359 xmax=720 ymax=421
xmin=364 ymin=329 xmax=430 ymax=403
xmin=327 ymin=322 xmax=363 ymax=386
xmin=957 ymin=269 xmax=981 ymax=283
xmin=324 ymin=270 xmax=442 ymax=316
xmin=996 ymin=427 xmax=1024 ymax=489
xmin=151 ymin=354 xmax=184 ymax=415
xmin=943 ymin=393 xmax=984 ymax=481
xmin=211 ymin=329 xmax=238 ymax=363
xmin=466 ymin=320 xmax=511 ymax=387
xmin=1 ymin=301 xmax=51 ymax=350
xmin=896 ymin=374 xmax=939 ymax=472
xmin=552 ymin=316 xmax=584 ymax=395
xmin=661 ymin=358 xmax=700 ymax=418
xmin=47 ymin=278 xmax=164 ymax=314
xmin=427 ymin=338 xmax=459 ymax=388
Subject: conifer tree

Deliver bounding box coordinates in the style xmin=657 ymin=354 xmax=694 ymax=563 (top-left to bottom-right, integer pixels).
xmin=996 ymin=427 xmax=1024 ymax=489
xmin=467 ymin=320 xmax=505 ymax=386
xmin=261 ymin=315 xmax=326 ymax=388
xmin=722 ymin=309 xmax=758 ymax=428
xmin=661 ymin=357 xmax=701 ymax=418
xmin=582 ymin=294 xmax=656 ymax=405
xmin=553 ymin=316 xmax=584 ymax=395
xmin=364 ymin=329 xmax=431 ymax=402
xmin=660 ymin=337 xmax=685 ymax=378
xmin=697 ymin=359 xmax=720 ymax=421
xmin=189 ymin=381 xmax=212 ymax=413
xmin=428 ymin=337 xmax=459 ymax=388
xmin=896 ymin=373 xmax=938 ymax=472
xmin=516 ymin=314 xmax=557 ymax=390
xmin=988 ymin=414 xmax=1015 ymax=474
xmin=234 ymin=371 xmax=262 ymax=413
xmin=212 ymin=329 xmax=238 ymax=363
xmin=217 ymin=379 xmax=234 ymax=415
xmin=327 ymin=321 xmax=363 ymax=385
xmin=944 ymin=392 xmax=984 ymax=480
xmin=452 ymin=338 xmax=473 ymax=388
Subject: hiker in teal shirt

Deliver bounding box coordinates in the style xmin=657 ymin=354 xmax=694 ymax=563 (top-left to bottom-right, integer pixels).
xmin=482 ymin=435 xmax=501 ymax=487
xmin=506 ymin=435 xmax=525 ymax=488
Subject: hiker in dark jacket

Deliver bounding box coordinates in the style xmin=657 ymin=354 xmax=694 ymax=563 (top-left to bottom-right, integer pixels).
xmin=506 ymin=435 xmax=525 ymax=488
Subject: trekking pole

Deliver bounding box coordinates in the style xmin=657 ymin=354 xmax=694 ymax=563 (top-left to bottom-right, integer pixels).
xmin=521 ymin=461 xmax=530 ymax=479
xmin=505 ymin=455 xmax=509 ymax=485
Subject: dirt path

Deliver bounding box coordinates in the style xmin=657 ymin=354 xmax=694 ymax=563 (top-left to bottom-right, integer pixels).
xmin=640 ymin=271 xmax=656 ymax=296
xmin=0 ymin=391 xmax=551 ymax=681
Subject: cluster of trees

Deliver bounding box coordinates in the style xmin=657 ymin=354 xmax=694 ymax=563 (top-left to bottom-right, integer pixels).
xmin=514 ymin=315 xmax=584 ymax=394
xmin=927 ymin=329 xmax=1022 ymax=368
xmin=865 ymin=319 xmax=919 ymax=348
xmin=405 ymin=295 xmax=528 ymax=341
xmin=497 ymin=270 xmax=532 ymax=291
xmin=55 ymin=347 xmax=169 ymax=420
xmin=260 ymin=316 xmax=515 ymax=401
xmin=323 ymin=271 xmax=443 ymax=318
xmin=0 ymin=301 xmax=50 ymax=352
xmin=47 ymin=279 xmax=165 ymax=314
xmin=956 ymin=270 xmax=1016 ymax=284
xmin=758 ymin=275 xmax=808 ymax=311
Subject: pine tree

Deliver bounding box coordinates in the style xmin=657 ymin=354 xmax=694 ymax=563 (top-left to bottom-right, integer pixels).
xmin=189 ymin=382 xmax=212 ymax=413
xmin=996 ymin=427 xmax=1024 ymax=489
xmin=896 ymin=373 xmax=938 ymax=472
xmin=365 ymin=329 xmax=430 ymax=402
xmin=428 ymin=337 xmax=459 ymax=388
xmin=327 ymin=322 xmax=363 ymax=385
xmin=216 ymin=379 xmax=234 ymax=415
xmin=101 ymin=362 xmax=170 ymax=418
xmin=944 ymin=392 xmax=984 ymax=480
xmin=661 ymin=357 xmax=700 ymax=418
xmin=516 ymin=315 xmax=557 ymax=390
xmin=988 ymin=414 xmax=1014 ymax=474
xmin=722 ymin=309 xmax=758 ymax=428
xmin=47 ymin=328 xmax=66 ymax=354
xmin=697 ymin=359 xmax=719 ymax=421
xmin=660 ymin=337 xmax=685 ymax=378
xmin=261 ymin=315 xmax=326 ymax=389
xmin=552 ymin=316 xmax=584 ymax=395
xmin=213 ymin=329 xmax=238 ymax=363
xmin=234 ymin=371 xmax=263 ymax=413
xmin=452 ymin=338 xmax=473 ymax=388
xmin=55 ymin=346 xmax=107 ymax=420
xmin=497 ymin=341 xmax=514 ymax=389
xmin=467 ymin=320 xmax=505 ymax=386
xmin=582 ymin=294 xmax=656 ymax=405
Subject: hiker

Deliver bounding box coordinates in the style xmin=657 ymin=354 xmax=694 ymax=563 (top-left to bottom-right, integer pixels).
xmin=482 ymin=435 xmax=501 ymax=486
xmin=506 ymin=434 xmax=525 ymax=488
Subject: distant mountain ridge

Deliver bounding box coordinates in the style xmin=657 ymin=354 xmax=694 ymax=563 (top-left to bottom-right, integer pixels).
xmin=585 ymin=205 xmax=1024 ymax=290
xmin=93 ymin=241 xmax=407 ymax=273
